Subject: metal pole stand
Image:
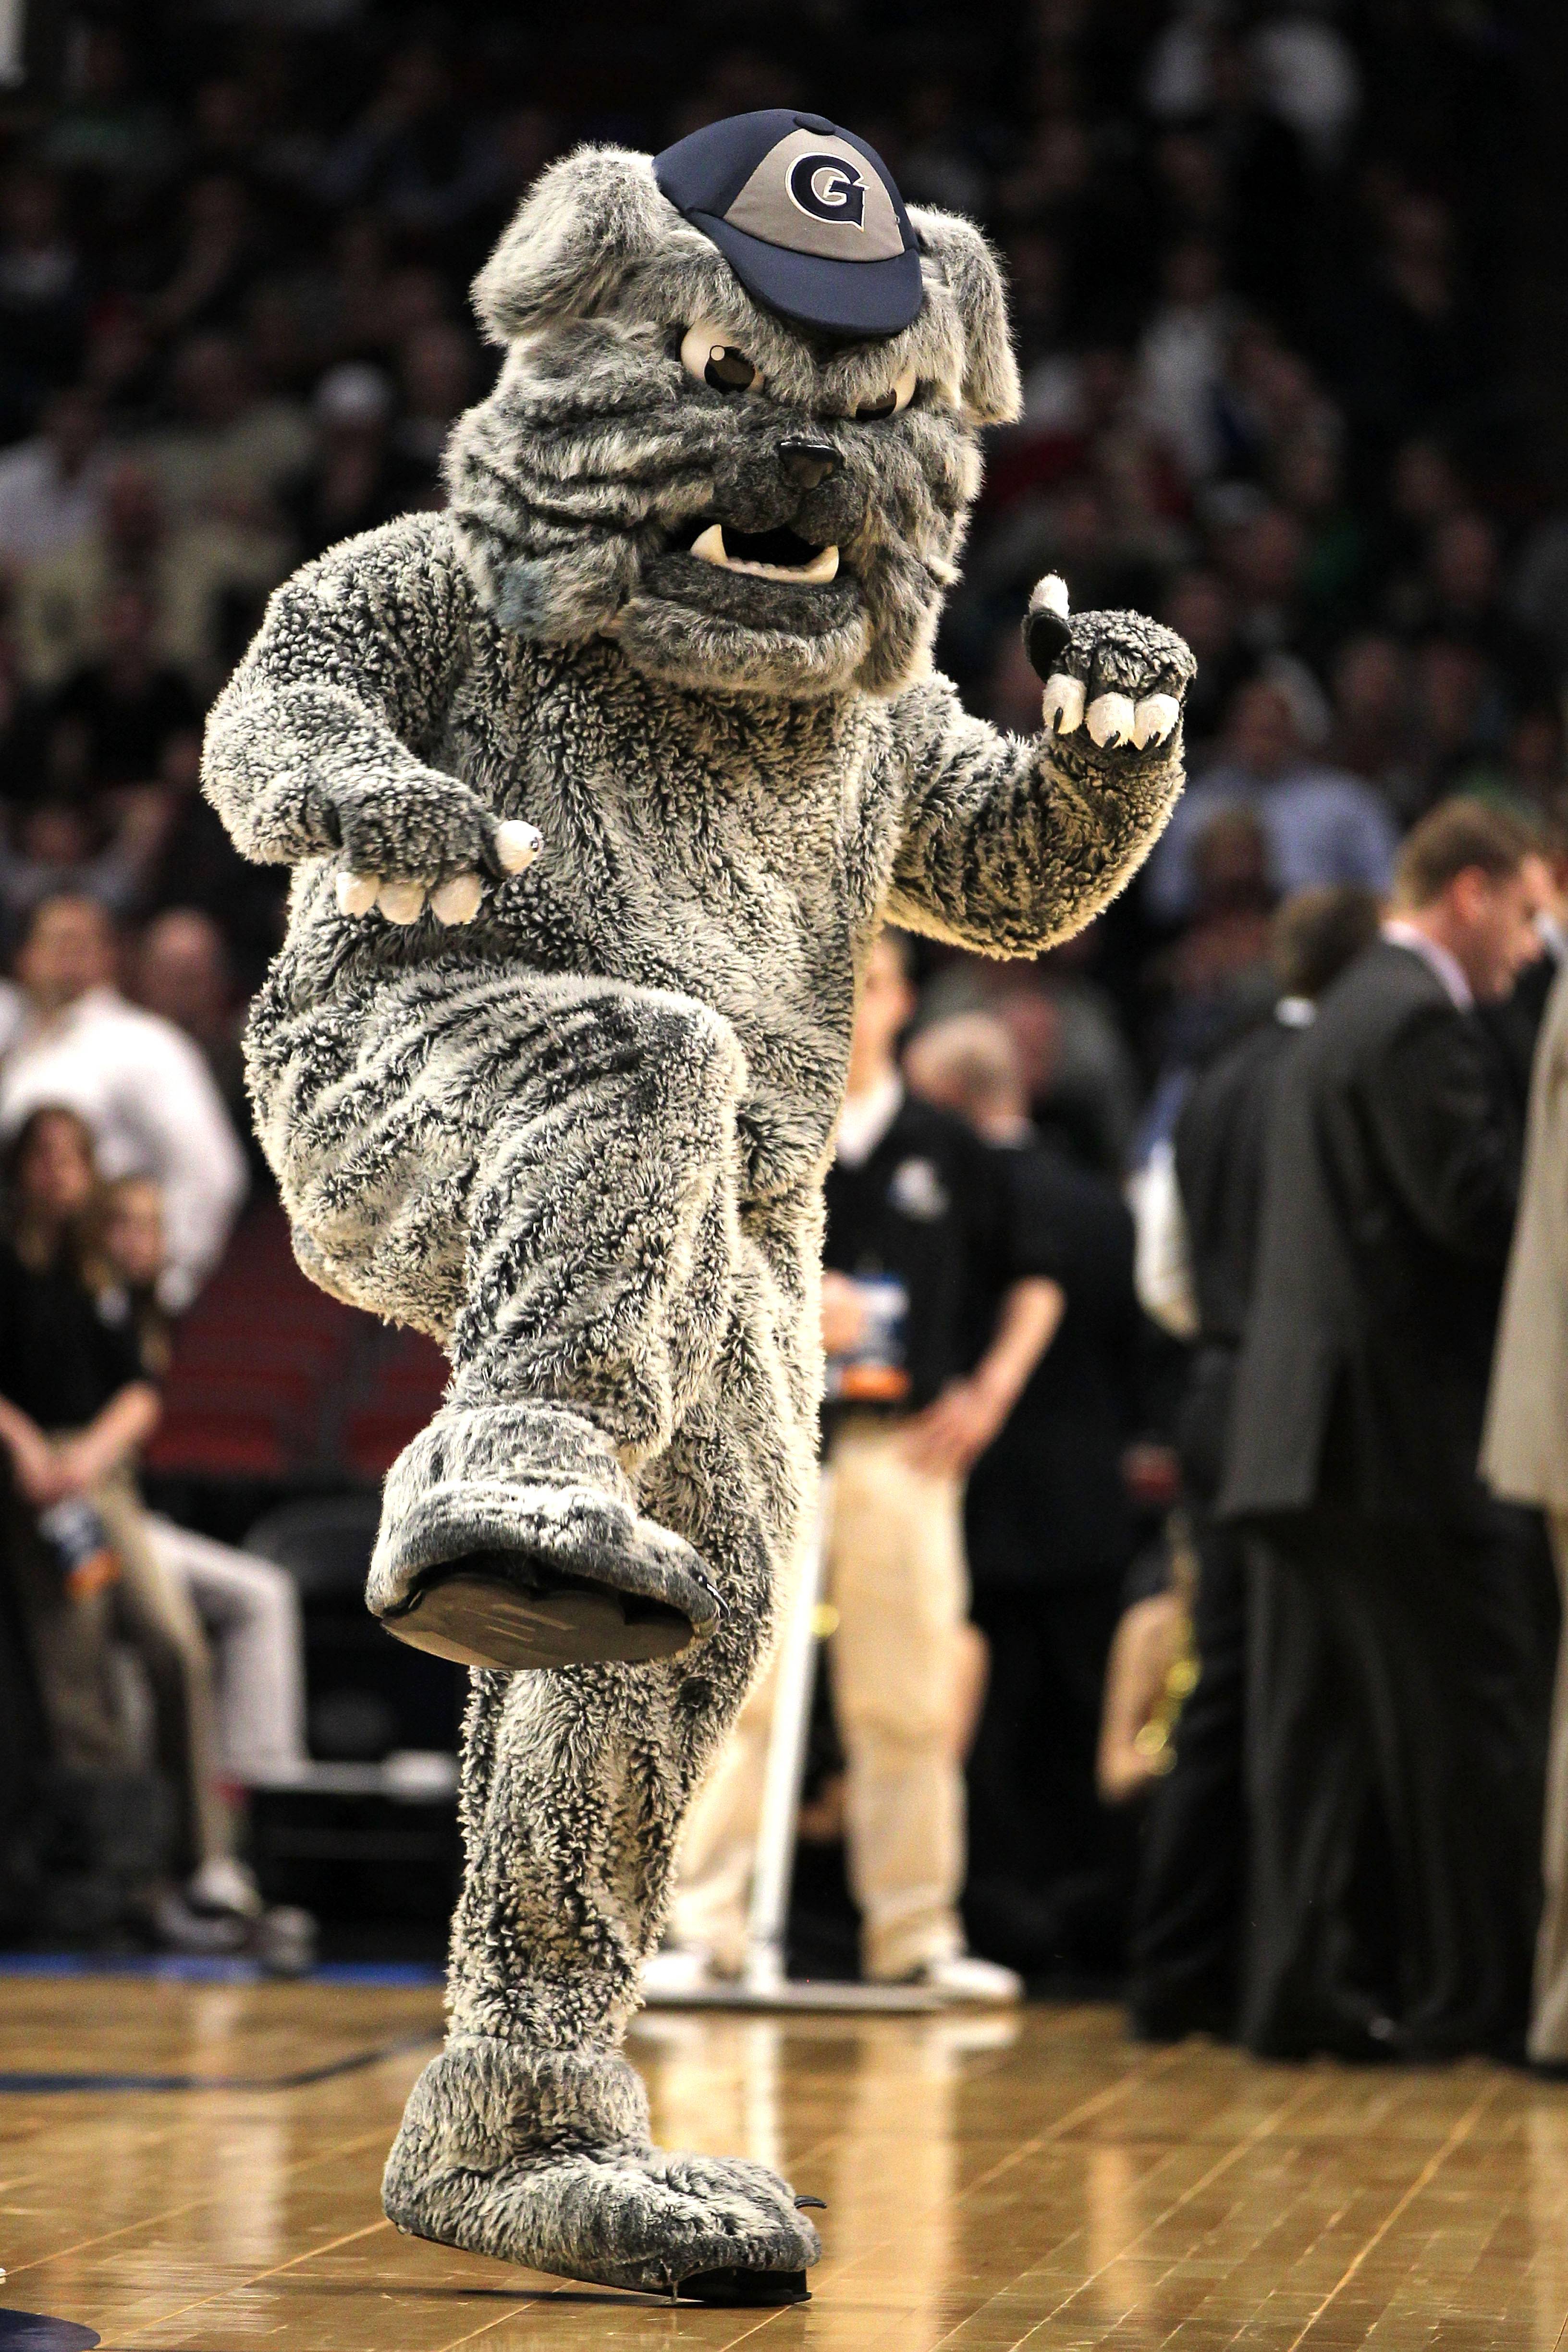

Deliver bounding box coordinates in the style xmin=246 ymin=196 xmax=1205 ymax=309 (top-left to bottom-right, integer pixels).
xmin=643 ymin=1482 xmax=938 ymax=2014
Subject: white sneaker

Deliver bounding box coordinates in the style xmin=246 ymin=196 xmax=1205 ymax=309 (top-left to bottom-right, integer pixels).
xmin=641 ymin=1944 xmax=725 ymax=1999
xmin=187 ymin=1857 xmax=264 ymax=1921
xmin=908 ymin=1951 xmax=1025 ymax=2005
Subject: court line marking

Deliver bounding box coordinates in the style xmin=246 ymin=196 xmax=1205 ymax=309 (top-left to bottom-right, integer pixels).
xmin=110 ymin=2217 xmax=392 ymax=2344
xmin=0 ymin=2034 xmax=439 ymax=2095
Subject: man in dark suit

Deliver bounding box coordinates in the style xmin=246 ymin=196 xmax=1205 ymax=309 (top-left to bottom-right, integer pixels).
xmin=1222 ymin=797 xmax=1549 ymax=2059
xmin=1128 ymin=883 xmax=1382 ymax=2041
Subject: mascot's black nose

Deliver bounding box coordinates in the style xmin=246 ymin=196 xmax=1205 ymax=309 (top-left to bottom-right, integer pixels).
xmin=778 ymin=438 xmax=840 ymax=491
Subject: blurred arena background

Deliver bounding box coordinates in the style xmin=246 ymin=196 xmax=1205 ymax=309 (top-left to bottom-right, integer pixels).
xmin=0 ymin=0 xmax=1562 ymax=1972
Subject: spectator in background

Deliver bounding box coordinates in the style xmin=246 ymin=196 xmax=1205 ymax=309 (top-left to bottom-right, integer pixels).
xmin=142 ymin=331 xmax=309 ymax=541
xmin=1482 ymin=963 xmax=1568 ymax=2070
xmin=1223 ymin=800 xmax=1548 ymax=2058
xmin=919 ymin=948 xmax=1142 ymax=1179
xmin=1137 ymin=241 xmax=1237 ymax=487
xmin=282 ymin=363 xmax=431 ymax=562
xmin=394 ymin=322 xmax=475 ymax=498
xmin=906 ymin=1012 xmax=1145 ymax=1980
xmin=658 ymin=932 xmax=1057 ymax=2003
xmin=1128 ymin=883 xmax=1382 ymax=2042
xmin=1160 ymin=566 xmax=1253 ymax=750
xmin=0 ymin=168 xmax=85 ymax=441
xmin=145 ymin=174 xmax=269 ymax=344
xmin=0 ymin=1106 xmax=257 ymax=1943
xmin=49 ymin=585 xmax=200 ymax=787
xmin=0 ymin=796 xmax=163 ymax=941
xmin=138 ymin=731 xmax=286 ymax=994
xmin=132 ymin=907 xmax=251 ymax=1146
xmin=0 ymin=388 xmax=108 ymax=570
xmin=0 ymin=894 xmax=246 ymax=1311
xmin=12 ymin=457 xmax=282 ymax=693
xmin=1145 ymin=674 xmax=1398 ymax=926
xmin=1328 ymin=633 xmax=1418 ymax=817
xmin=98 ymin=1172 xmax=308 ymax=1786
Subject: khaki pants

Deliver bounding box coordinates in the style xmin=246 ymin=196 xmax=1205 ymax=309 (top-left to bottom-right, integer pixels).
xmin=9 ymin=1469 xmax=233 ymax=1873
xmin=672 ymin=1416 xmax=969 ymax=1982
xmin=1532 ymin=1511 xmax=1568 ymax=2062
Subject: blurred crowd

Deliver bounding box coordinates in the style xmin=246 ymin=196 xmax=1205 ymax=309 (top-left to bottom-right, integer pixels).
xmin=0 ymin=0 xmax=1557 ymax=1155
xmin=0 ymin=0 xmax=1567 ymax=2020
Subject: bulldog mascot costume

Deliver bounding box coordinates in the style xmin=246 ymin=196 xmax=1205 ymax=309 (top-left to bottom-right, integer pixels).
xmin=205 ymin=110 xmax=1192 ymax=2304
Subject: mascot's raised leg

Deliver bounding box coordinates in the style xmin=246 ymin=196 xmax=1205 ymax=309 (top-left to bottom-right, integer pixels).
xmin=255 ymin=957 xmax=765 ymax=1673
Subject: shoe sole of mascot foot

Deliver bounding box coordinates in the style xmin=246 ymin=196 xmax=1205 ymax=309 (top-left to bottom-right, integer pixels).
xmin=391 ymin=2213 xmax=810 ymax=2308
xmin=375 ymin=1548 xmax=696 ymax=1671
xmin=672 ymin=2267 xmax=810 ymax=2306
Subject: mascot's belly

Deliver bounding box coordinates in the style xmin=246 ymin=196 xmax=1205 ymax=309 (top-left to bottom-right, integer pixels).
xmin=278 ymin=634 xmax=885 ymax=1197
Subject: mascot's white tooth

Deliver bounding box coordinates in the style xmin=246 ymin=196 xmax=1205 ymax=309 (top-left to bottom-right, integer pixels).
xmin=335 ymin=870 xmax=378 ymax=917
xmin=199 ymin=117 xmax=1194 ymax=2301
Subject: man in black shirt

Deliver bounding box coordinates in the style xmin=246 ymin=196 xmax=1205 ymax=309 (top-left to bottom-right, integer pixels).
xmin=660 ymin=933 xmax=1057 ymax=1999
xmin=908 ymin=1009 xmax=1146 ymax=1978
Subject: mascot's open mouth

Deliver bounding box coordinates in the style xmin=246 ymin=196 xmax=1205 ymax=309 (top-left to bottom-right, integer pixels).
xmin=671 ymin=518 xmax=841 ymax=584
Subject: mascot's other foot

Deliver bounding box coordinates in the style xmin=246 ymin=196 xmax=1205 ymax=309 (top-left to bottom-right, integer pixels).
xmin=367 ymin=1402 xmax=721 ymax=1671
xmin=382 ymin=2040 xmax=820 ymax=2302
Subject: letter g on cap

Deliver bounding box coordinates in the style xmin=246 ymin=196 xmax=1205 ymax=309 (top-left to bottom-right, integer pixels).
xmin=787 ymin=153 xmax=866 ymax=228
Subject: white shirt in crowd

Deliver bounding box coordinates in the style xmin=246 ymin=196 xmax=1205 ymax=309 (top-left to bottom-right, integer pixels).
xmin=0 ymin=981 xmax=247 ymax=1311
xmin=833 ymin=1073 xmax=904 ymax=1168
xmin=0 ymin=436 xmax=106 ymax=564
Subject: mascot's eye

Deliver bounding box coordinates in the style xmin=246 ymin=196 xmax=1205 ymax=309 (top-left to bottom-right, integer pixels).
xmin=855 ymin=368 xmax=917 ymax=420
xmin=680 ymin=322 xmax=764 ymax=394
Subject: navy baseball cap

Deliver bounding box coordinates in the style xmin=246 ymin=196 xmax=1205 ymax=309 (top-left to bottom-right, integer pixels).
xmin=654 ymin=110 xmax=924 ymax=339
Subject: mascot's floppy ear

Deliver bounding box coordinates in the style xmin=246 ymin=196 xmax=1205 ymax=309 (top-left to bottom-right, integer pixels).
xmin=908 ymin=208 xmax=1022 ymax=429
xmin=473 ymin=145 xmax=670 ymax=343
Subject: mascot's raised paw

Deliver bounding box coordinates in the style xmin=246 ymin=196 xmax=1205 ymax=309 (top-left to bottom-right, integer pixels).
xmin=1024 ymin=574 xmax=1195 ymax=757
xmin=334 ymin=817 xmax=543 ymax=927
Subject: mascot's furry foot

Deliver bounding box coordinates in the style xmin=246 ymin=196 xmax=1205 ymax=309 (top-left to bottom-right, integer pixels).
xmin=367 ymin=1402 xmax=722 ymax=1671
xmin=383 ymin=2040 xmax=821 ymax=2303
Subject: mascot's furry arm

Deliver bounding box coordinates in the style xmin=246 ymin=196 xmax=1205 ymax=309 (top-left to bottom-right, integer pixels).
xmin=883 ymin=583 xmax=1194 ymax=958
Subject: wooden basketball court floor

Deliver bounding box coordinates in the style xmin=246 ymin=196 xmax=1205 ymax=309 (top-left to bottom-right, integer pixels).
xmin=2 ymin=1972 xmax=1567 ymax=2352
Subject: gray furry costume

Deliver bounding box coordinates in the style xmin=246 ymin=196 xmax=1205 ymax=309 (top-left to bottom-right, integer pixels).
xmin=204 ymin=126 xmax=1193 ymax=2303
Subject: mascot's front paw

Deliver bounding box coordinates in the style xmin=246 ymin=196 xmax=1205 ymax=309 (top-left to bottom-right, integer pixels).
xmin=327 ymin=764 xmax=544 ymax=928
xmin=1024 ymin=574 xmax=1194 ymax=756
xmin=383 ymin=2040 xmax=821 ymax=2304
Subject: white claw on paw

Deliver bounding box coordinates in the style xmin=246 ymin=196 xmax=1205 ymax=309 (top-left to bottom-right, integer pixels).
xmin=377 ymin=878 xmax=428 ymax=925
xmin=1043 ymin=675 xmax=1085 ymax=735
xmin=1033 ymin=572 xmax=1070 ymax=622
xmin=1087 ymin=692 xmax=1136 ymax=749
xmin=1132 ymin=693 xmax=1181 ymax=748
xmin=495 ymin=820 xmax=543 ymax=874
xmin=335 ymin=870 xmax=379 ymax=918
xmin=429 ymin=872 xmax=484 ymax=926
